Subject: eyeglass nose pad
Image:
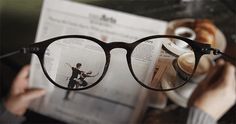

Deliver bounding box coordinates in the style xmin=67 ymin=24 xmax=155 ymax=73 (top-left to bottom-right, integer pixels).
xmin=126 ymin=51 xmax=132 ymax=69
xmin=101 ymin=52 xmax=111 ymax=78
xmin=190 ymin=51 xmax=203 ymax=79
xmin=125 ymin=50 xmax=139 ymax=81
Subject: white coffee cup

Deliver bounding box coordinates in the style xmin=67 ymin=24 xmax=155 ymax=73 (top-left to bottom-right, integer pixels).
xmin=175 ymin=52 xmax=213 ymax=83
xmin=174 ymin=27 xmax=196 ymax=48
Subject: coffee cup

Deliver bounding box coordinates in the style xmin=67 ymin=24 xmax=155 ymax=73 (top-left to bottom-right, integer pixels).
xmin=174 ymin=52 xmax=212 ymax=83
xmin=174 ymin=27 xmax=196 ymax=48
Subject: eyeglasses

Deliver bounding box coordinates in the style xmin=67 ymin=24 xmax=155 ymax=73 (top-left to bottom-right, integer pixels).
xmin=1 ymin=35 xmax=235 ymax=91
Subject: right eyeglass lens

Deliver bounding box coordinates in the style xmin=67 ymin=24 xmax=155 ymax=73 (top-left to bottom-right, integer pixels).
xmin=43 ymin=38 xmax=106 ymax=90
xmin=131 ymin=37 xmax=196 ymax=90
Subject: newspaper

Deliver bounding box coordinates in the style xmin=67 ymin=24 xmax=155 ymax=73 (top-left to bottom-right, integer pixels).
xmin=29 ymin=0 xmax=168 ymax=123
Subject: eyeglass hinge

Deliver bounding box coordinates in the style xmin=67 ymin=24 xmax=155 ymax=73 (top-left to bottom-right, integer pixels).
xmin=201 ymin=47 xmax=211 ymax=54
xmin=209 ymin=48 xmax=220 ymax=55
xmin=21 ymin=47 xmax=40 ymax=54
xmin=20 ymin=47 xmax=29 ymax=54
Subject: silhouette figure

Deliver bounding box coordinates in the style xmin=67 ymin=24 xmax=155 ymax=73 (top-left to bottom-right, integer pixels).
xmin=64 ymin=63 xmax=82 ymax=100
xmin=74 ymin=71 xmax=99 ymax=88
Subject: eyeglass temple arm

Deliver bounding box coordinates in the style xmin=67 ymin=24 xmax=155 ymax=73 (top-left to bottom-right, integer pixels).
xmin=0 ymin=47 xmax=31 ymax=60
xmin=209 ymin=48 xmax=236 ymax=61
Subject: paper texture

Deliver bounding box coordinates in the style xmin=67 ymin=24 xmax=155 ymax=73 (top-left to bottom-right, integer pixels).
xmin=29 ymin=0 xmax=168 ymax=123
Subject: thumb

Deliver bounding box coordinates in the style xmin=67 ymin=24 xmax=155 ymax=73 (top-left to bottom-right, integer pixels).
xmin=199 ymin=59 xmax=225 ymax=86
xmin=22 ymin=88 xmax=46 ymax=102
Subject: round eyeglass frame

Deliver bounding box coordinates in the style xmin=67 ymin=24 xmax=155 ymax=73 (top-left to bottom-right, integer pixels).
xmin=27 ymin=35 xmax=211 ymax=91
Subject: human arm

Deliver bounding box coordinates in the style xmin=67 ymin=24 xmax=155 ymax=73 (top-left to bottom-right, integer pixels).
xmin=85 ymin=72 xmax=99 ymax=77
xmin=0 ymin=65 xmax=45 ymax=123
xmin=187 ymin=60 xmax=236 ymax=124
xmin=0 ymin=99 xmax=25 ymax=124
xmin=65 ymin=63 xmax=72 ymax=68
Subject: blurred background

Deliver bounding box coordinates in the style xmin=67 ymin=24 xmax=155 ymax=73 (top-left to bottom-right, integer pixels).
xmin=0 ymin=0 xmax=235 ymax=123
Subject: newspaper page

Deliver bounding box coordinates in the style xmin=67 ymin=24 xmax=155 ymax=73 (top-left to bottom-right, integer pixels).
xmin=29 ymin=0 xmax=168 ymax=123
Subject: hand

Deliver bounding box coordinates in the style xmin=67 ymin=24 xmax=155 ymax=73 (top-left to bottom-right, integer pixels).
xmin=4 ymin=65 xmax=45 ymax=116
xmin=188 ymin=60 xmax=236 ymax=120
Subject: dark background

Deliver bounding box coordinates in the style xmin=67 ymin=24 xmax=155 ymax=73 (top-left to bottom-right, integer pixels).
xmin=0 ymin=0 xmax=235 ymax=123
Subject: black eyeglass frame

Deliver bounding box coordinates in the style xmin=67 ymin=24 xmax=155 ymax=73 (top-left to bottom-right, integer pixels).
xmin=18 ymin=35 xmax=213 ymax=91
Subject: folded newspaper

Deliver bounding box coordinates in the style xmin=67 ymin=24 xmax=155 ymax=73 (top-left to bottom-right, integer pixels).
xmin=29 ymin=0 xmax=168 ymax=123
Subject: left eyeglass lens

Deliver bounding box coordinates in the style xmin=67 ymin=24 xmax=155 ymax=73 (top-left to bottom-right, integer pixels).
xmin=43 ymin=38 xmax=106 ymax=90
